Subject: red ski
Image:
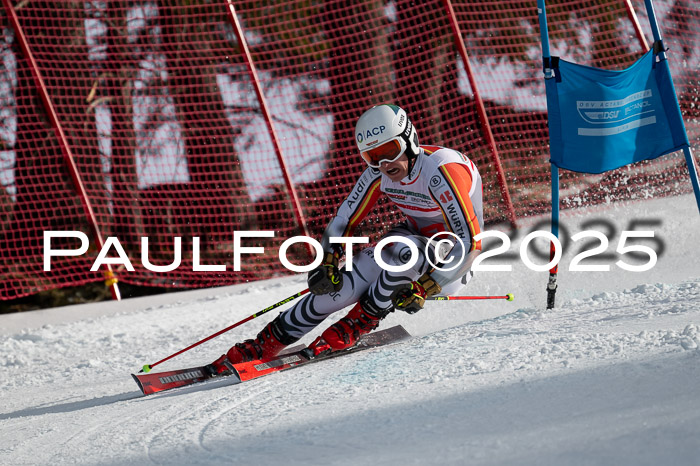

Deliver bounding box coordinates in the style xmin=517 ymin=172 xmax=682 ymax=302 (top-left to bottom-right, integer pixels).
xmin=132 ymin=325 xmax=410 ymax=396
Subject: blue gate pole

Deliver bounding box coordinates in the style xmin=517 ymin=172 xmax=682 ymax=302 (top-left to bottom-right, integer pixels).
xmin=681 ymin=147 xmax=700 ymax=214
xmin=537 ymin=0 xmax=560 ymax=308
xmin=644 ymin=0 xmax=700 ymax=213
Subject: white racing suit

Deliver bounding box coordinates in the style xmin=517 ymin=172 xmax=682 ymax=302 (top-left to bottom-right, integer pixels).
xmin=279 ymin=145 xmax=484 ymax=339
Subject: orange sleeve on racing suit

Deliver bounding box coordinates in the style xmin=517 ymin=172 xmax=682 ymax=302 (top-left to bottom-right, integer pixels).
xmin=435 ymin=163 xmax=482 ymax=251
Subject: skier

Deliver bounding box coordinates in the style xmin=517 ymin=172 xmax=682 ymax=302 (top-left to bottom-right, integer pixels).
xmin=208 ymin=104 xmax=484 ymax=372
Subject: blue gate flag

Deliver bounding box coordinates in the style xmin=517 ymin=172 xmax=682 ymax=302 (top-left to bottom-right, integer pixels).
xmin=545 ymin=49 xmax=689 ymax=174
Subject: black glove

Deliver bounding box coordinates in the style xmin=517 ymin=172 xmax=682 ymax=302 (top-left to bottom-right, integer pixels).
xmin=307 ymin=250 xmax=343 ymax=295
xmin=391 ymin=272 xmax=442 ymax=314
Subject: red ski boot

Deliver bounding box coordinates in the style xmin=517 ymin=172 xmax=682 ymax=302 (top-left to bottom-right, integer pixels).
xmin=313 ymin=296 xmax=392 ymax=354
xmin=206 ymin=316 xmax=298 ymax=374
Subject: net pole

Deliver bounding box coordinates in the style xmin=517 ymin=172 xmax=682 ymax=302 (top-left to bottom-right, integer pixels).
xmin=441 ymin=0 xmax=517 ymax=229
xmin=225 ymin=0 xmax=314 ymax=256
xmin=2 ymin=0 xmax=121 ymax=300
xmin=623 ymin=0 xmax=650 ymax=51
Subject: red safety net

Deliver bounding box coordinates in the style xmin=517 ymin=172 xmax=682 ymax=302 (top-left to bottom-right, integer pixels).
xmin=0 ymin=0 xmax=697 ymax=300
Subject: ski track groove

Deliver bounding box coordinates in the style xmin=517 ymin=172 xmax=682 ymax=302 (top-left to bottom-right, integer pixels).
xmin=194 ymin=378 xmax=282 ymax=457
xmin=46 ymin=389 xmax=148 ymax=465
xmin=189 ymin=347 xmax=394 ymax=458
xmin=144 ymin=378 xmax=280 ymax=465
xmin=143 ymin=387 xmax=237 ymax=465
xmin=197 ymin=380 xmax=280 ymax=460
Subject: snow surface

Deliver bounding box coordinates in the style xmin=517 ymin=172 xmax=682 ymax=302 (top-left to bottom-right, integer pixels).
xmin=1 ymin=194 xmax=699 ymax=465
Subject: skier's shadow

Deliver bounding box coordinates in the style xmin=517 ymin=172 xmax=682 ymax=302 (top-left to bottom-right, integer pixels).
xmin=0 ymin=375 xmax=244 ymax=420
xmin=0 ymin=391 xmax=141 ymax=420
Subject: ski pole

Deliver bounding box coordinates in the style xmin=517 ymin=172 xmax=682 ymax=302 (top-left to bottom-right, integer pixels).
xmin=139 ymin=288 xmax=310 ymax=373
xmin=428 ymin=293 xmax=514 ymax=301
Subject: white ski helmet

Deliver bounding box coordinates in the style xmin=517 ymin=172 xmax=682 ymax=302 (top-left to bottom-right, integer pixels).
xmin=355 ymin=104 xmax=419 ymax=168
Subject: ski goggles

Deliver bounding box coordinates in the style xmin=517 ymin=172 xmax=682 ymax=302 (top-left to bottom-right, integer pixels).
xmin=360 ymin=138 xmax=406 ymax=168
